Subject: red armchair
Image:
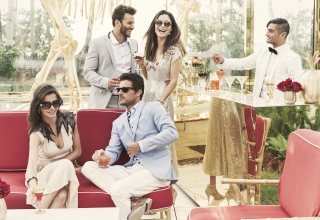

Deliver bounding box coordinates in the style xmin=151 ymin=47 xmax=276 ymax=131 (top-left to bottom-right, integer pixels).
xmin=187 ymin=129 xmax=320 ymax=220
xmin=76 ymin=109 xmax=174 ymax=220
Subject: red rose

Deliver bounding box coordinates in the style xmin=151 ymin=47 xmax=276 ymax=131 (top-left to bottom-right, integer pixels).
xmin=293 ymin=82 xmax=304 ymax=92
xmin=283 ymin=78 xmax=293 ymax=91
xmin=277 ymin=81 xmax=285 ymax=92
xmin=0 ymin=178 xmax=10 ymax=198
xmin=277 ymin=78 xmax=303 ymax=93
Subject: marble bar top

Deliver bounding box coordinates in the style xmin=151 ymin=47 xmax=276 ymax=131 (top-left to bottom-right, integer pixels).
xmin=199 ymin=90 xmax=317 ymax=108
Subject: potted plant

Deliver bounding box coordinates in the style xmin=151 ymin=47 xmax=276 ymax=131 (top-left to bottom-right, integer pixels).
xmin=276 ymin=78 xmax=304 ymax=104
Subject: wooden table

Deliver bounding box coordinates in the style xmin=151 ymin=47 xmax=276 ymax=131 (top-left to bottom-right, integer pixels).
xmin=6 ymin=208 xmax=120 ymax=220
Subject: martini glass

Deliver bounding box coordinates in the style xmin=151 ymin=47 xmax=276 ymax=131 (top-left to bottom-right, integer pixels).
xmin=236 ymin=76 xmax=249 ymax=95
xmin=216 ymin=70 xmax=225 ymax=89
xmin=224 ymin=76 xmax=236 ymax=95
xmin=33 ymin=185 xmax=45 ymax=214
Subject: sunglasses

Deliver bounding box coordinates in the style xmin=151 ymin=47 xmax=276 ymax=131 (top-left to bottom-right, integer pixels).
xmin=40 ymin=99 xmax=62 ymax=109
xmin=155 ymin=20 xmax=172 ymax=27
xmin=116 ymin=87 xmax=135 ymax=93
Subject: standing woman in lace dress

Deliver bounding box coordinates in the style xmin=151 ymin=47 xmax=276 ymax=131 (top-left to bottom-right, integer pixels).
xmin=137 ymin=10 xmax=186 ymax=176
xmin=25 ymin=84 xmax=81 ymax=208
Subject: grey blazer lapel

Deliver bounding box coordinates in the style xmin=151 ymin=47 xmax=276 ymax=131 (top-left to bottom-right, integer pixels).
xmin=127 ymin=38 xmax=137 ymax=73
xmin=105 ymin=33 xmax=116 ymax=67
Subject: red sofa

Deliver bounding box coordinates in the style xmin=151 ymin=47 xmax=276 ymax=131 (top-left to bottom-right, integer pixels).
xmin=0 ymin=109 xmax=173 ymax=219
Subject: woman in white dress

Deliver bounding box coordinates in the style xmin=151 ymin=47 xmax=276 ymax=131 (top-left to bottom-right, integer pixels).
xmin=137 ymin=10 xmax=186 ymax=176
xmin=25 ymin=84 xmax=81 ymax=208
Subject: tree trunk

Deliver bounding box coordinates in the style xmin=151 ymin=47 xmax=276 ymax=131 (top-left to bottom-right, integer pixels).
xmin=0 ymin=0 xmax=2 ymax=42
xmin=30 ymin=0 xmax=36 ymax=58
xmin=5 ymin=0 xmax=15 ymax=50
xmin=215 ymin=0 xmax=223 ymax=48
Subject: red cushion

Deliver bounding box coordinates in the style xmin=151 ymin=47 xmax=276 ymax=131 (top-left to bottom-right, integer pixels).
xmin=278 ymin=129 xmax=320 ymax=217
xmin=144 ymin=186 xmax=173 ymax=210
xmin=76 ymin=109 xmax=129 ymax=166
xmin=187 ymin=205 xmax=290 ymax=220
xmin=76 ymin=171 xmax=115 ymax=207
xmin=0 ymin=111 xmax=29 ymax=170
xmin=254 ymin=115 xmax=265 ymax=158
xmin=0 ymin=171 xmax=31 ymax=209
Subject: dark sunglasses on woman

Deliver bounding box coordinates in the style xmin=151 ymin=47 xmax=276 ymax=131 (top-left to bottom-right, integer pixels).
xmin=40 ymin=99 xmax=62 ymax=109
xmin=155 ymin=19 xmax=171 ymax=28
xmin=116 ymin=87 xmax=135 ymax=93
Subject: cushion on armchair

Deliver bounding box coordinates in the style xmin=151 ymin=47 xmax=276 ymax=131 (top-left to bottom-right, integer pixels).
xmin=76 ymin=108 xmax=129 ymax=166
xmin=278 ymin=129 xmax=320 ymax=217
xmin=0 ymin=111 xmax=29 ymax=170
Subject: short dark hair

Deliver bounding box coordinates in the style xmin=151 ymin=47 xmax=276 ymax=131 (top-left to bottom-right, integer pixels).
xmin=267 ymin=18 xmax=290 ymax=38
xmin=120 ymin=73 xmax=144 ymax=99
xmin=112 ymin=4 xmax=137 ymax=27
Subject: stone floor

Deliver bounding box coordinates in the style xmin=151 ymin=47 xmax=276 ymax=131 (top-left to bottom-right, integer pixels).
xmin=141 ymin=162 xmax=245 ymax=220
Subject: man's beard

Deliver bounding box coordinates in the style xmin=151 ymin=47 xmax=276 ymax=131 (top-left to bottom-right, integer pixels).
xmin=120 ymin=24 xmax=131 ymax=38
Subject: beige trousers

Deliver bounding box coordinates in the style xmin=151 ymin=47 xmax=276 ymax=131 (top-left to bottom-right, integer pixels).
xmin=82 ymin=161 xmax=170 ymax=220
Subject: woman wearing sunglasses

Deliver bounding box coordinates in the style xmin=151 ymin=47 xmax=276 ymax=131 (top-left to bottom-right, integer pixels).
xmin=25 ymin=84 xmax=81 ymax=209
xmin=137 ymin=10 xmax=186 ymax=179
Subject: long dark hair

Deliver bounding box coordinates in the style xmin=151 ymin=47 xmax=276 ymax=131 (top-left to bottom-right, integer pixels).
xmin=28 ymin=84 xmax=63 ymax=135
xmin=143 ymin=10 xmax=186 ymax=62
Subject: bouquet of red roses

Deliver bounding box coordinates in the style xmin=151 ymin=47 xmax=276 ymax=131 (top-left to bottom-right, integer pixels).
xmin=276 ymin=78 xmax=304 ymax=92
xmin=0 ymin=177 xmax=10 ymax=198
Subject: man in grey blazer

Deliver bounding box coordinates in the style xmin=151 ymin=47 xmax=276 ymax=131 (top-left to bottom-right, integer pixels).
xmin=212 ymin=18 xmax=303 ymax=102
xmin=83 ymin=4 xmax=138 ymax=108
xmin=82 ymin=73 xmax=178 ymax=220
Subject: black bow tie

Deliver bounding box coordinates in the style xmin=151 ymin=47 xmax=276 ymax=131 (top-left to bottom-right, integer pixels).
xmin=268 ymin=47 xmax=278 ymax=55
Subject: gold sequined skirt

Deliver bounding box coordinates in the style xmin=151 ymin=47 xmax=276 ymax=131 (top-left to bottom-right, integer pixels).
xmin=202 ymin=98 xmax=245 ymax=179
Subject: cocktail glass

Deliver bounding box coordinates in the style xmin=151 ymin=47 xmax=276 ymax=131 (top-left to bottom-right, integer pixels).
xmin=224 ymin=76 xmax=236 ymax=95
xmin=236 ymin=76 xmax=249 ymax=94
xmin=216 ymin=70 xmax=225 ymax=89
xmin=265 ymin=82 xmax=275 ymax=102
xmin=191 ymin=75 xmax=200 ymax=89
xmin=34 ymin=185 xmax=45 ymax=214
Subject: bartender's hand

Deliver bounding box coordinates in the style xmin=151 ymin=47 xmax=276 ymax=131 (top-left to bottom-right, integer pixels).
xmin=128 ymin=142 xmax=141 ymax=157
xmin=212 ymin=53 xmax=225 ymax=65
xmin=108 ymin=77 xmax=120 ymax=88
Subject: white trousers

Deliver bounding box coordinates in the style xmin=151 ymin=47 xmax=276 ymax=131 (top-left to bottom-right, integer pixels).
xmin=81 ymin=161 xmax=170 ymax=220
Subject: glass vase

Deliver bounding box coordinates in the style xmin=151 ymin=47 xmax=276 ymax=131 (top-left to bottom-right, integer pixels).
xmin=0 ymin=198 xmax=7 ymax=220
xmin=284 ymin=91 xmax=297 ymax=104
